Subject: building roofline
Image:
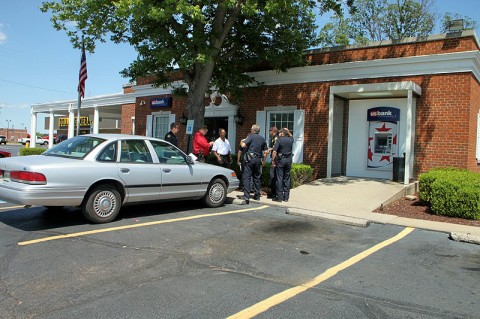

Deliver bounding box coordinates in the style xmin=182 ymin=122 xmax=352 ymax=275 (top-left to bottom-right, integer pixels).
xmin=307 ymin=30 xmax=480 ymax=55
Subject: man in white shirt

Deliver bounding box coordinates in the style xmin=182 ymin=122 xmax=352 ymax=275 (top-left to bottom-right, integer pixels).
xmin=212 ymin=128 xmax=232 ymax=168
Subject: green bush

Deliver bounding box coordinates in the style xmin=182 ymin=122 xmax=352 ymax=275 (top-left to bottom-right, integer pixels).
xmin=418 ymin=167 xmax=467 ymax=202
xmin=19 ymin=147 xmax=46 ymax=156
xmin=419 ymin=168 xmax=480 ymax=220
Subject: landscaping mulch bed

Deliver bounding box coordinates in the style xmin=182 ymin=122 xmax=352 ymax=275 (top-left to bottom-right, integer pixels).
xmin=373 ymin=194 xmax=480 ymax=227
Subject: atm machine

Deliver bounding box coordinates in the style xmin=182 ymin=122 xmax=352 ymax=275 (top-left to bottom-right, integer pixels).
xmin=366 ymin=107 xmax=400 ymax=170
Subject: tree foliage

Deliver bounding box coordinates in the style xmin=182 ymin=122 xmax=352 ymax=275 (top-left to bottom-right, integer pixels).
xmin=441 ymin=12 xmax=478 ymax=33
xmin=41 ymin=0 xmax=353 ymax=134
xmin=318 ymin=0 xmax=438 ymax=47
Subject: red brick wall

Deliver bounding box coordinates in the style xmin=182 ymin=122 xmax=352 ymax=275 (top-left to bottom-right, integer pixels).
xmin=233 ymin=72 xmax=479 ymax=179
xmin=469 ymin=77 xmax=480 ymax=172
xmin=120 ymin=35 xmax=480 ymax=180
xmin=306 ymin=36 xmax=479 ymax=66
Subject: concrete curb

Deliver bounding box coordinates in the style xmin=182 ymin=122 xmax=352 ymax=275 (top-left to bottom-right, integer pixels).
xmin=287 ymin=208 xmax=370 ymax=228
xmin=450 ymin=232 xmax=480 ymax=245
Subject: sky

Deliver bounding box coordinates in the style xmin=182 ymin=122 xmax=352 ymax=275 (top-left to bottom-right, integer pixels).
xmin=0 ymin=0 xmax=479 ymax=134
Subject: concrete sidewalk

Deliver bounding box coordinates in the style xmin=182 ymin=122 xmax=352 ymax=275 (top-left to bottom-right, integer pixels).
xmin=229 ymin=176 xmax=480 ymax=244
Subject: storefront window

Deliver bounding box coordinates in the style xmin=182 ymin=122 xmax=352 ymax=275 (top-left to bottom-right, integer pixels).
xmin=269 ymin=112 xmax=294 ymax=143
xmin=154 ymin=115 xmax=170 ymax=139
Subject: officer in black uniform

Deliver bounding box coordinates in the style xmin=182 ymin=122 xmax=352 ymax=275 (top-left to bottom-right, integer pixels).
xmin=265 ymin=127 xmax=279 ymax=199
xmin=240 ymin=124 xmax=267 ymax=204
xmin=272 ymin=128 xmax=294 ymax=202
xmin=164 ymin=122 xmax=179 ymax=147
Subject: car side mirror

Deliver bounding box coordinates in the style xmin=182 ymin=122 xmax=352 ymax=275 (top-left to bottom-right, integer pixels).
xmin=186 ymin=154 xmax=195 ymax=164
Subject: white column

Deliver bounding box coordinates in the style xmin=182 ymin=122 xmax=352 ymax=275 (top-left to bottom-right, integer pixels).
xmin=29 ymin=112 xmax=37 ymax=148
xmin=326 ymin=93 xmax=335 ymax=178
xmin=93 ymin=106 xmax=100 ymax=134
xmin=68 ymin=103 xmax=75 ymax=138
xmin=404 ymin=90 xmax=413 ymax=185
xmin=48 ymin=111 xmax=54 ymax=148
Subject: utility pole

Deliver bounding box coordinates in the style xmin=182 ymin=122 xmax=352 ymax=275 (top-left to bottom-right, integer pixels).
xmin=6 ymin=119 xmax=11 ymax=141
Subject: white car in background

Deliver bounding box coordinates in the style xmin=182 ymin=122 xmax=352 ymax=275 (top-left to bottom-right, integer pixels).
xmin=19 ymin=136 xmax=49 ymax=146
xmin=0 ymin=134 xmax=239 ymax=223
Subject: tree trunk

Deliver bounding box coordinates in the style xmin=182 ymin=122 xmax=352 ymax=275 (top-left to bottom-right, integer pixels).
xmin=185 ymin=60 xmax=216 ymax=153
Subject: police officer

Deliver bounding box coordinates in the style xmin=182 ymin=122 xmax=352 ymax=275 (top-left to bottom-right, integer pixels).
xmin=264 ymin=127 xmax=279 ymax=199
xmin=240 ymin=124 xmax=267 ymax=204
xmin=164 ymin=122 xmax=179 ymax=147
xmin=272 ymin=128 xmax=294 ymax=202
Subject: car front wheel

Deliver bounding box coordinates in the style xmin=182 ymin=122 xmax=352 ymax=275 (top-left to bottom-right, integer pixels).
xmin=203 ymin=178 xmax=227 ymax=208
xmin=82 ymin=184 xmax=121 ymax=223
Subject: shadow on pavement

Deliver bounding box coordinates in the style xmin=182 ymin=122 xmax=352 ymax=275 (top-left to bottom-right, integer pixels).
xmin=0 ymin=200 xmax=217 ymax=232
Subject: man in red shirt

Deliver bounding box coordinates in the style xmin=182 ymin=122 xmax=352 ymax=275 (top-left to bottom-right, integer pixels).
xmin=193 ymin=125 xmax=213 ymax=162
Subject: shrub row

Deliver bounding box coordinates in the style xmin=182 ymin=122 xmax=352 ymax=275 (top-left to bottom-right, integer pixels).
xmin=206 ymin=153 xmax=314 ymax=189
xmin=419 ymin=168 xmax=480 ymax=220
xmin=19 ymin=147 xmax=46 ymax=156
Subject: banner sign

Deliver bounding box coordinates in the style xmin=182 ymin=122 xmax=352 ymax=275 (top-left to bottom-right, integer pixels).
xmin=150 ymin=97 xmax=172 ymax=108
xmin=367 ymin=107 xmax=400 ymax=122
xmin=59 ymin=116 xmax=90 ymax=127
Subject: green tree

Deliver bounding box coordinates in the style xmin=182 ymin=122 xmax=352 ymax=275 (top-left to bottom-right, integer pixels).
xmin=41 ymin=0 xmax=353 ymax=136
xmin=317 ymin=14 xmax=366 ymax=47
xmin=382 ymin=0 xmax=435 ymax=39
xmin=441 ymin=12 xmax=478 ymax=33
xmin=318 ymin=0 xmax=436 ymax=46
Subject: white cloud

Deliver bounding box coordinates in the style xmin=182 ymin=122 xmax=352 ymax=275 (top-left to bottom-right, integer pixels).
xmin=0 ymin=23 xmax=6 ymax=44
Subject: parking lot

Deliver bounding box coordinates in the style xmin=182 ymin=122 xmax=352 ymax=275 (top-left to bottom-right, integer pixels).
xmin=0 ymin=200 xmax=478 ymax=319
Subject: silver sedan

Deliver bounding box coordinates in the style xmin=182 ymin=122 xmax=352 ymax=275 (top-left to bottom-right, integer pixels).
xmin=0 ymin=134 xmax=239 ymax=223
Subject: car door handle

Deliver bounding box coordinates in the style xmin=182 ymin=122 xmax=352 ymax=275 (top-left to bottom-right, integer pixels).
xmin=163 ymin=168 xmax=171 ymax=173
xmin=120 ymin=168 xmax=130 ymax=173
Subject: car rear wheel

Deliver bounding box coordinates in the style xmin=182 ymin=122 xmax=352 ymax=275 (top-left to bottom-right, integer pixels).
xmin=203 ymin=178 xmax=227 ymax=208
xmin=82 ymin=184 xmax=121 ymax=223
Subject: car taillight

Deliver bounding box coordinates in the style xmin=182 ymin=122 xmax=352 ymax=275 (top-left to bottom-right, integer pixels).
xmin=10 ymin=171 xmax=47 ymax=185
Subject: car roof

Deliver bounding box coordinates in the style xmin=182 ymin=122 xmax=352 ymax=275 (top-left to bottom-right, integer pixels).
xmin=81 ymin=133 xmax=166 ymax=143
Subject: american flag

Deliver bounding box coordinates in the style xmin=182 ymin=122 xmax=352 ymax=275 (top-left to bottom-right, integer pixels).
xmin=77 ymin=44 xmax=88 ymax=98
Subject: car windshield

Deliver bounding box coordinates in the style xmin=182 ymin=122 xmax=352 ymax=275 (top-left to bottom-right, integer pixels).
xmin=43 ymin=136 xmax=106 ymax=159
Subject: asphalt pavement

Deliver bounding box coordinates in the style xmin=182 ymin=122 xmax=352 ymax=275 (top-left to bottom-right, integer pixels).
xmin=229 ymin=176 xmax=480 ymax=244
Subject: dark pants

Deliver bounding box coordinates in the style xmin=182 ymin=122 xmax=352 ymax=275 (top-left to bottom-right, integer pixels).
xmin=276 ymin=157 xmax=292 ymax=201
xmin=217 ymin=154 xmax=230 ymax=168
xmin=243 ymin=157 xmax=262 ymax=199
xmin=238 ymin=161 xmax=245 ymax=188
xmin=195 ymin=153 xmax=205 ymax=163
xmin=269 ymin=164 xmax=277 ymax=197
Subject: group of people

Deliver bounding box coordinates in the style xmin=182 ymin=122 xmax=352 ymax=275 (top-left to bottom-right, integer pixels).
xmin=164 ymin=121 xmax=294 ymax=205
xmin=238 ymin=124 xmax=293 ymax=204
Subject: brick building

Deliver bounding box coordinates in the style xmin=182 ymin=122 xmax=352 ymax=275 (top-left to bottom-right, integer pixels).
xmin=31 ymin=31 xmax=480 ymax=184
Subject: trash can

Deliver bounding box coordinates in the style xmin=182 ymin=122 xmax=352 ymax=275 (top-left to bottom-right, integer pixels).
xmin=392 ymin=156 xmax=405 ymax=182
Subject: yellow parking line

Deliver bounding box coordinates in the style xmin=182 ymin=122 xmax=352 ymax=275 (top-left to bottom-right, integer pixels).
xmin=0 ymin=205 xmax=26 ymax=211
xmin=18 ymin=205 xmax=269 ymax=246
xmin=226 ymin=227 xmax=415 ymax=319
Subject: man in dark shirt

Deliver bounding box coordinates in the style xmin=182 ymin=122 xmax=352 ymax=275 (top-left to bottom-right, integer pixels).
xmin=164 ymin=122 xmax=179 ymax=147
xmin=264 ymin=127 xmax=279 ymax=199
xmin=240 ymin=124 xmax=267 ymax=204
xmin=272 ymin=128 xmax=294 ymax=202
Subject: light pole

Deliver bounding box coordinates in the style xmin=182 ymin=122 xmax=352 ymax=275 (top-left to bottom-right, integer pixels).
xmin=6 ymin=119 xmax=11 ymax=141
